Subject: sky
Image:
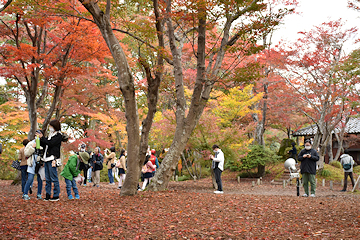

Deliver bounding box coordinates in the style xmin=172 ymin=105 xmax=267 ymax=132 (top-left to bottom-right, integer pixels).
xmin=1 ymin=0 xmax=360 ymax=86
xmin=271 ymin=0 xmax=360 ymax=53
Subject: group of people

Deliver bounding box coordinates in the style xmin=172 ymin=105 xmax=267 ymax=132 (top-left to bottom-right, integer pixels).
xmin=17 ymin=121 xmax=356 ymax=200
xmin=18 ymin=118 xmax=131 ymax=201
xmin=295 ymin=139 xmax=356 ymax=197
xmin=19 ymin=119 xmax=64 ymax=201
xmin=18 ymin=118 xmax=166 ymax=200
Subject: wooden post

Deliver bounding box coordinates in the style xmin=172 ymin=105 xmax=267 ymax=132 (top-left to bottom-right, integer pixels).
xmin=171 ymin=176 xmax=174 ymax=181
xmin=237 ymin=176 xmax=240 ymax=183
xmin=260 ymin=177 xmax=262 ymax=185
xmin=283 ymin=180 xmax=286 ymax=188
xmin=341 ymin=179 xmax=344 ymax=187
xmin=322 ymin=179 xmax=325 ymax=187
xmin=175 ymin=175 xmax=178 ymax=182
xmin=257 ymin=179 xmax=261 ymax=185
xmin=315 ymin=178 xmax=318 ymax=185
xmin=330 ymin=180 xmax=333 ymax=190
xmin=352 ymin=176 xmax=360 ymax=192
xmin=252 ymin=181 xmax=255 ymax=187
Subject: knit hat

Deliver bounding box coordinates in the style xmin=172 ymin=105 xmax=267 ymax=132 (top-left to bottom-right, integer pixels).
xmin=79 ymin=152 xmax=90 ymax=164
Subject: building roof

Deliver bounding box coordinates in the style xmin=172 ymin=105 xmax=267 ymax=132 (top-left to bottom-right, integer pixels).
xmin=292 ymin=118 xmax=360 ymax=137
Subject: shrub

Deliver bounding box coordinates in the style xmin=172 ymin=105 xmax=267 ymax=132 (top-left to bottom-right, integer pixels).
xmin=177 ymin=175 xmax=191 ymax=181
xmin=330 ymin=161 xmax=342 ymax=169
xmin=320 ymin=169 xmax=331 ymax=177
xmin=237 ymin=145 xmax=282 ymax=173
xmin=278 ymin=139 xmax=303 ymax=160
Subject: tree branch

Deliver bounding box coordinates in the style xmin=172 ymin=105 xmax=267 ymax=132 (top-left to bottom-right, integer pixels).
xmin=0 ymin=0 xmax=12 ymax=13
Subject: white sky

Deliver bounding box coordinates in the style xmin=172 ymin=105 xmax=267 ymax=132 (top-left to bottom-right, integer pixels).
xmin=272 ymin=0 xmax=360 ymax=53
xmin=1 ymin=0 xmax=360 ymax=86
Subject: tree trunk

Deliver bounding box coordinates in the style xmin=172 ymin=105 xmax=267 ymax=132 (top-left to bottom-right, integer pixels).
xmin=257 ymin=165 xmax=265 ymax=177
xmin=81 ymin=0 xmax=150 ymax=196
xmin=328 ymin=136 xmax=333 ymax=163
xmin=42 ymin=85 xmax=62 ymax=132
xmin=11 ymin=170 xmax=21 ymax=185
xmin=148 ymin=1 xmax=209 ymax=191
xmin=27 ymin=92 xmax=38 ymax=140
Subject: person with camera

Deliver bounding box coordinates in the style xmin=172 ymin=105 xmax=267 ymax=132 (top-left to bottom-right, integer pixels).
xmin=22 ymin=137 xmax=43 ymax=200
xmin=37 ymin=119 xmax=63 ymax=201
xmin=90 ymin=147 xmax=103 ymax=187
xmin=104 ymin=147 xmax=116 ymax=185
xmin=209 ymin=144 xmax=225 ymax=194
xmin=78 ymin=143 xmax=91 ymax=186
xmin=298 ymin=139 xmax=319 ymax=197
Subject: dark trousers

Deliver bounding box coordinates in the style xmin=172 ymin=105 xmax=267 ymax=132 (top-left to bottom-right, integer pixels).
xmin=214 ymin=167 xmax=223 ymax=191
xmin=20 ymin=166 xmax=28 ymax=193
xmin=79 ymin=162 xmax=89 ymax=184
xmin=343 ymin=172 xmax=355 ymax=191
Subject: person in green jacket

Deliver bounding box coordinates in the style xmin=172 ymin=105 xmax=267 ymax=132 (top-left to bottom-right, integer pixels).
xmin=61 ymin=152 xmax=90 ymax=200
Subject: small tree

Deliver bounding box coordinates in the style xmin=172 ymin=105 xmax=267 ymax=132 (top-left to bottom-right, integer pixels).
xmin=238 ymin=145 xmax=281 ymax=177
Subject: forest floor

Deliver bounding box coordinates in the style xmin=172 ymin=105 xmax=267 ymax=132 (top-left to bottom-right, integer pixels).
xmin=1 ymin=171 xmax=359 ymax=239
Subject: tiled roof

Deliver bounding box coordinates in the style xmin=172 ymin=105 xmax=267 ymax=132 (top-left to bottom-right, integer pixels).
xmin=292 ymin=118 xmax=360 ymax=136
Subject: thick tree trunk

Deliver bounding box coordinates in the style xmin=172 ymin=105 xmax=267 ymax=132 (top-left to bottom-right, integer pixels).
xmin=81 ymin=0 xmax=147 ymax=196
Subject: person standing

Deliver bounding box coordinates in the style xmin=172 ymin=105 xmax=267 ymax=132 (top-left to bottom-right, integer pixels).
xmin=116 ymin=149 xmax=127 ymax=189
xmin=340 ymin=149 xmax=355 ymax=192
xmin=149 ymin=149 xmax=159 ymax=177
xmin=38 ymin=119 xmax=63 ymax=201
xmin=61 ymin=152 xmax=90 ymax=199
xmin=288 ymin=142 xmax=298 ymax=161
xmin=19 ymin=139 xmax=30 ymax=195
xmin=104 ymin=147 xmax=116 ymax=185
xmin=298 ymin=139 xmax=319 ymax=197
xmin=22 ymin=139 xmax=43 ymax=200
xmin=90 ymin=147 xmax=103 ymax=187
xmin=78 ymin=143 xmax=91 ymax=186
xmin=210 ymin=144 xmax=225 ymax=194
xmin=141 ymin=155 xmax=156 ymax=191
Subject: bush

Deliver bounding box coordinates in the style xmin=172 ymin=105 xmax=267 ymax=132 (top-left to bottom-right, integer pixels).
xmin=234 ymin=145 xmax=281 ymax=176
xmin=320 ymin=169 xmax=331 ymax=177
xmin=330 ymin=161 xmax=342 ymax=169
xmin=278 ymin=139 xmax=302 ymax=160
xmin=177 ymin=175 xmax=191 ymax=181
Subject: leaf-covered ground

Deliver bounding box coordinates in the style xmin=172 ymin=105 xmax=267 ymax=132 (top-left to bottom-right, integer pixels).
xmin=1 ymin=173 xmax=359 ymax=239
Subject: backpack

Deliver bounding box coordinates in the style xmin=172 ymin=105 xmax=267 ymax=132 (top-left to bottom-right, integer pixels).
xmin=61 ymin=132 xmax=69 ymax=142
xmin=341 ymin=155 xmax=352 ymax=170
xmin=141 ymin=164 xmax=148 ymax=173
xmin=343 ymin=162 xmax=352 ymax=170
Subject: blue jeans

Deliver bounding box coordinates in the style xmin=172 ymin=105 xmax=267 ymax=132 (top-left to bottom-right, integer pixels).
xmin=20 ymin=166 xmax=28 ymax=193
xmin=65 ymin=178 xmax=79 ymax=197
xmin=44 ymin=161 xmax=60 ymax=197
xmin=108 ymin=169 xmax=114 ymax=183
xmin=23 ymin=173 xmax=42 ymax=195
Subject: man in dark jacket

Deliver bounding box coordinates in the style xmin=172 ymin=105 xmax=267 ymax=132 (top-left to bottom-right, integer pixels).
xmin=298 ymin=139 xmax=319 ymax=197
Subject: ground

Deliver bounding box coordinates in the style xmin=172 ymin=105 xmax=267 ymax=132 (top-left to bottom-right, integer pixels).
xmin=0 ymin=171 xmax=359 ymax=239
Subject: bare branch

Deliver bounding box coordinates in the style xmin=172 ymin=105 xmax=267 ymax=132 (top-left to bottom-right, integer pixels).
xmin=0 ymin=0 xmax=12 ymax=13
